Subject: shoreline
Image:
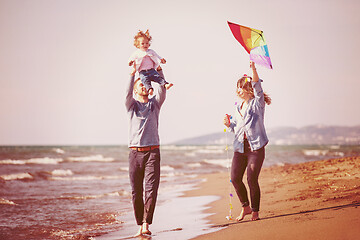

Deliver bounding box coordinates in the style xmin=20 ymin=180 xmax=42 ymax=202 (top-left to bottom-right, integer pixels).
xmin=185 ymin=156 xmax=360 ymax=240
xmin=97 ymin=182 xmax=220 ymax=240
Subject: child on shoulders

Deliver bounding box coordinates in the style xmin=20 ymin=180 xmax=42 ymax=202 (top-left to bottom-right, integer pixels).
xmin=128 ymin=30 xmax=173 ymax=95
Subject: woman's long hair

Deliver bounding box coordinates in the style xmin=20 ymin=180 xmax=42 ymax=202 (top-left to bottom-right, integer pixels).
xmin=237 ymin=76 xmax=272 ymax=105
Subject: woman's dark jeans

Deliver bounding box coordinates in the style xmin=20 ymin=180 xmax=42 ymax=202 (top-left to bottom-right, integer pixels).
xmin=231 ymin=140 xmax=265 ymax=212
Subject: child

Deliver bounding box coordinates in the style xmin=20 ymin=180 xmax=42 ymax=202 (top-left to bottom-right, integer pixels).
xmin=128 ymin=30 xmax=173 ymax=95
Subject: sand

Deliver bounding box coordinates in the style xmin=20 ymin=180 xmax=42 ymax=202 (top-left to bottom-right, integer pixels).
xmin=185 ymin=156 xmax=360 ymax=240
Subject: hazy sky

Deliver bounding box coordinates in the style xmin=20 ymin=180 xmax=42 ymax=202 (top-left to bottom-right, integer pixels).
xmin=1 ymin=0 xmax=359 ymax=145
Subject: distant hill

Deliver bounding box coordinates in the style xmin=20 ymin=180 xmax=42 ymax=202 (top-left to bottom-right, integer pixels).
xmin=173 ymin=125 xmax=360 ymax=145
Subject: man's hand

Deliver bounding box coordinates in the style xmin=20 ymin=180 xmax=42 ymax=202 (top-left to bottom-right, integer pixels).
xmin=160 ymin=58 xmax=166 ymax=64
xmin=130 ymin=63 xmax=136 ymax=76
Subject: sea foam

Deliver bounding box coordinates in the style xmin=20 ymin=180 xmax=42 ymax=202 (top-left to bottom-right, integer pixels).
xmin=203 ymin=159 xmax=230 ymax=168
xmin=302 ymin=149 xmax=329 ymax=156
xmin=52 ymin=148 xmax=65 ymax=154
xmin=0 ymin=157 xmax=62 ymax=165
xmin=161 ymin=165 xmax=175 ymax=171
xmin=51 ymin=169 xmax=74 ymax=176
xmin=51 ymin=175 xmax=124 ymax=181
xmin=0 ymin=198 xmax=17 ymax=205
xmin=67 ymin=155 xmax=114 ymax=162
xmin=187 ymin=163 xmax=201 ymax=168
xmin=60 ymin=191 xmax=120 ymax=200
xmin=1 ymin=172 xmax=33 ymax=181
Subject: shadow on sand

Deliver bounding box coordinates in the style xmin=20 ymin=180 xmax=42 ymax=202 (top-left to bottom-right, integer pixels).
xmin=210 ymin=201 xmax=360 ymax=228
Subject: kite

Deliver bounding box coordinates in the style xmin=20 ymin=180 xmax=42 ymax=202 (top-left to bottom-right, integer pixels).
xmin=227 ymin=21 xmax=273 ymax=69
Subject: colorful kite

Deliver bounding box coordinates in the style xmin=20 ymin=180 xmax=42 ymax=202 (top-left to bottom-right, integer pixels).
xmin=227 ymin=21 xmax=273 ymax=69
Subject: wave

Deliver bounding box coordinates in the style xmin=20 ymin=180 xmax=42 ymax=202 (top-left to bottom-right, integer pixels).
xmin=49 ymin=211 xmax=121 ymax=239
xmin=0 ymin=170 xmax=72 ymax=181
xmin=187 ymin=163 xmax=202 ymax=168
xmin=162 ymin=145 xmax=225 ymax=154
xmin=0 ymin=159 xmax=25 ymax=165
xmin=0 ymin=157 xmax=63 ymax=165
xmin=0 ymin=172 xmax=33 ymax=181
xmin=50 ymin=175 xmax=125 ymax=181
xmin=0 ymin=155 xmax=115 ymax=165
xmin=161 ymin=145 xmax=200 ymax=150
xmin=203 ymin=159 xmax=230 ymax=168
xmin=332 ymin=152 xmax=345 ymax=157
xmin=0 ymin=169 xmax=116 ymax=182
xmin=66 ymin=155 xmax=114 ymax=162
xmin=59 ymin=191 xmax=120 ymax=200
xmin=120 ymin=167 xmax=129 ymax=172
xmin=51 ymin=169 xmax=74 ymax=176
xmin=120 ymin=165 xmax=175 ymax=172
xmin=302 ymin=149 xmax=329 ymax=156
xmin=185 ymin=152 xmax=197 ymax=157
xmin=2 ymin=169 xmax=124 ymax=182
xmin=302 ymin=149 xmax=345 ymax=157
xmin=118 ymin=189 xmax=131 ymax=197
xmin=194 ymin=149 xmax=225 ymax=154
xmin=161 ymin=165 xmax=175 ymax=171
xmin=23 ymin=157 xmax=62 ymax=164
xmin=161 ymin=172 xmax=185 ymax=178
xmin=0 ymin=198 xmax=17 ymax=205
xmin=159 ymin=182 xmax=197 ymax=193
xmin=52 ymin=148 xmax=65 ymax=154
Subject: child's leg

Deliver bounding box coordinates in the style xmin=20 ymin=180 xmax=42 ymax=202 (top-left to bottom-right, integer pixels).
xmin=139 ymin=72 xmax=154 ymax=93
xmin=150 ymin=69 xmax=173 ymax=90
xmin=148 ymin=69 xmax=168 ymax=86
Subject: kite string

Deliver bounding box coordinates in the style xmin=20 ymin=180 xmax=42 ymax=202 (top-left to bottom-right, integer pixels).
xmin=224 ymin=120 xmax=233 ymax=220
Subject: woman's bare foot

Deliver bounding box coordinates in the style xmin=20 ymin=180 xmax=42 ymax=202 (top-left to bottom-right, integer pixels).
xmin=142 ymin=222 xmax=152 ymax=235
xmin=251 ymin=211 xmax=260 ymax=221
xmin=165 ymin=83 xmax=173 ymax=90
xmin=236 ymin=206 xmax=252 ymax=221
xmin=134 ymin=225 xmax=143 ymax=237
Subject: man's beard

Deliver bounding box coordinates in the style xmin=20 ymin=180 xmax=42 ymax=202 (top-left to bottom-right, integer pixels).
xmin=139 ymin=91 xmax=149 ymax=96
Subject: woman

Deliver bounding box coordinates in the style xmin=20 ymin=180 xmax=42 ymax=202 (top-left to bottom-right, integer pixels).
xmin=224 ymin=61 xmax=271 ymax=221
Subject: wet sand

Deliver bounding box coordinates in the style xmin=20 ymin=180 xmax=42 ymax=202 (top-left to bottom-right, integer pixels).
xmin=186 ymin=156 xmax=360 ymax=240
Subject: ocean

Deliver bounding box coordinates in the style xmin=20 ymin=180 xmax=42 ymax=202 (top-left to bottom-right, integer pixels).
xmin=1 ymin=144 xmax=359 ymax=239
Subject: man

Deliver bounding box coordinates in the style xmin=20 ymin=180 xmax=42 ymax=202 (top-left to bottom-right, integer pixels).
xmin=125 ymin=64 xmax=166 ymax=236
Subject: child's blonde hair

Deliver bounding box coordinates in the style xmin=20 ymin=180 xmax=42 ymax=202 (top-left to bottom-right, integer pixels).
xmin=134 ymin=30 xmax=152 ymax=48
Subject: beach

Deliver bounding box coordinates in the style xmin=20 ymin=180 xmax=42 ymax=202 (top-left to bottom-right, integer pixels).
xmin=1 ymin=146 xmax=359 ymax=239
xmin=187 ymin=156 xmax=360 ymax=240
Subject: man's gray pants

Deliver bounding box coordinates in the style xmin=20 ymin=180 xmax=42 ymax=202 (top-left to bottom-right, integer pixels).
xmin=128 ymin=148 xmax=160 ymax=225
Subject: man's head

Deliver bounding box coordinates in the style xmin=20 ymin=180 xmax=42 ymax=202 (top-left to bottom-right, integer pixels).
xmin=134 ymin=78 xmax=149 ymax=97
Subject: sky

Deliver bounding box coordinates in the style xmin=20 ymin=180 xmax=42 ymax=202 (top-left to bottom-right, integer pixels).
xmin=1 ymin=0 xmax=359 ymax=145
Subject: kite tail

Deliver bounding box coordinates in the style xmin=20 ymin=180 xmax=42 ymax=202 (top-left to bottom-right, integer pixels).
xmin=224 ymin=126 xmax=233 ymax=220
